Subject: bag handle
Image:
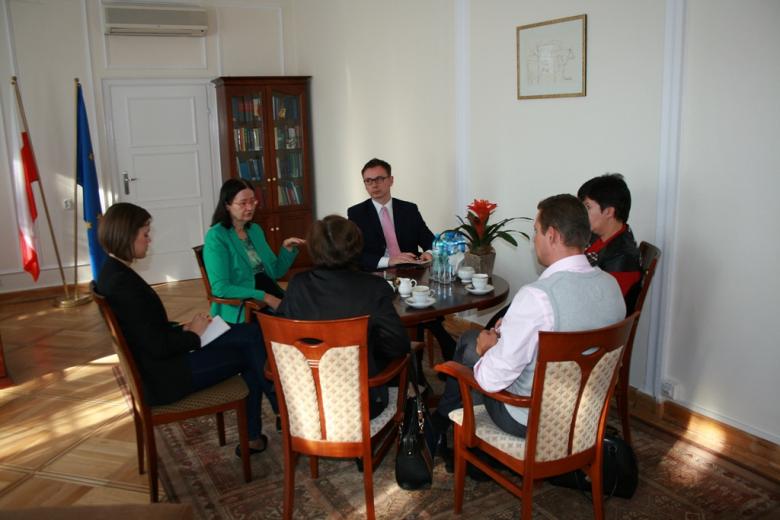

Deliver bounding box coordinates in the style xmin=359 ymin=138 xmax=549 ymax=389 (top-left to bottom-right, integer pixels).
xmin=406 ymin=352 xmax=426 ymax=432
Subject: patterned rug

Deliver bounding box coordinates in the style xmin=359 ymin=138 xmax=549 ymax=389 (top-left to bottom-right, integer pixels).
xmin=154 ymin=400 xmax=780 ymax=519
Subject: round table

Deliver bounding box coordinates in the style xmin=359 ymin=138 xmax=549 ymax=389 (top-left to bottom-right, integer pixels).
xmin=384 ymin=267 xmax=509 ymax=326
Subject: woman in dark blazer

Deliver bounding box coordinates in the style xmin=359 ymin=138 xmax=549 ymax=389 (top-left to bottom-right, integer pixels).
xmin=277 ymin=215 xmax=410 ymax=418
xmin=203 ymin=179 xmax=304 ymax=323
xmin=97 ymin=202 xmax=271 ymax=456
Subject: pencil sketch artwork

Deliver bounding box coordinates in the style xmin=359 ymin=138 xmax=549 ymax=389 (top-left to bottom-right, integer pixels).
xmin=517 ymin=15 xmax=586 ymax=99
xmin=526 ymin=41 xmax=578 ymax=85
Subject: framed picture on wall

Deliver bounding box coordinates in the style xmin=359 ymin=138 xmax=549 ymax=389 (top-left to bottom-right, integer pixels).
xmin=516 ymin=14 xmax=587 ymax=100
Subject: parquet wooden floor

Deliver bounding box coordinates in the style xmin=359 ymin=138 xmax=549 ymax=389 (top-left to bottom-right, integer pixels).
xmin=0 ymin=280 xmax=209 ymax=508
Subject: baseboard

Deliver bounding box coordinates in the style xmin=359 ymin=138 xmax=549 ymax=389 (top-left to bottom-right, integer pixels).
xmin=628 ymin=387 xmax=780 ymax=485
xmin=0 ymin=283 xmax=90 ymax=304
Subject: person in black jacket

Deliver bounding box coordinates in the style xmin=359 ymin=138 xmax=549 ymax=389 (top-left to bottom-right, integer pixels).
xmin=97 ymin=202 xmax=271 ymax=456
xmin=277 ymin=215 xmax=410 ymax=418
xmin=578 ymin=173 xmax=642 ymax=312
xmin=347 ymin=158 xmax=456 ymax=362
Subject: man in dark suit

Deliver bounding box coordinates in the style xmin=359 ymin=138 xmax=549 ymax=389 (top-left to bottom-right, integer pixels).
xmin=347 ymin=158 xmax=455 ymax=361
xmin=347 ymin=158 xmax=434 ymax=271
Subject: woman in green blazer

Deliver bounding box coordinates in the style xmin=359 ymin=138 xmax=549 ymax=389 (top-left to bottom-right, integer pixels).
xmin=204 ymin=179 xmax=305 ymax=324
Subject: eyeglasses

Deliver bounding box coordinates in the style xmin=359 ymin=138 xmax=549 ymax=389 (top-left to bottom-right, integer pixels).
xmin=363 ymin=175 xmax=389 ymax=186
xmin=232 ymin=199 xmax=258 ymax=208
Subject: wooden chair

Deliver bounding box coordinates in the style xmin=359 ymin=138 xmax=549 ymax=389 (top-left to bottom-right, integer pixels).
xmin=615 ymin=240 xmax=661 ymax=445
xmin=435 ymin=313 xmax=637 ymax=520
xmin=91 ymin=282 xmax=252 ymax=502
xmin=258 ymin=313 xmax=409 ymax=520
xmin=192 ymin=245 xmax=262 ymax=322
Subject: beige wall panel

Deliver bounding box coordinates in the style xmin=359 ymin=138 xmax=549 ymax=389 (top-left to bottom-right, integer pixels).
xmin=218 ymin=6 xmax=284 ymax=75
xmin=669 ymin=0 xmax=780 ymax=443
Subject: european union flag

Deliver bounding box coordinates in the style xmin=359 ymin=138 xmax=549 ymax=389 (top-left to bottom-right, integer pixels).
xmin=76 ymin=83 xmax=107 ymax=280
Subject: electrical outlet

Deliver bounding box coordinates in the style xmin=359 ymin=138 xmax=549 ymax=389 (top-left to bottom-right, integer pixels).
xmin=63 ymin=199 xmax=74 ymax=210
xmin=661 ymin=380 xmax=676 ymax=399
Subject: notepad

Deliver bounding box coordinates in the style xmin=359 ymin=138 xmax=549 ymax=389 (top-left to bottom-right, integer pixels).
xmin=200 ymin=315 xmax=230 ymax=347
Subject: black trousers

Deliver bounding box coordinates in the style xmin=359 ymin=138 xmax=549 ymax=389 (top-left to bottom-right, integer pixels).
xmin=435 ymin=329 xmax=526 ymax=438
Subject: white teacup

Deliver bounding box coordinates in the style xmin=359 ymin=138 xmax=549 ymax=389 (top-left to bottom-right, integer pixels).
xmin=457 ymin=266 xmax=475 ymax=281
xmin=412 ymin=285 xmax=433 ymax=303
xmin=472 ymin=274 xmax=489 ymax=290
xmin=397 ymin=277 xmax=416 ymax=297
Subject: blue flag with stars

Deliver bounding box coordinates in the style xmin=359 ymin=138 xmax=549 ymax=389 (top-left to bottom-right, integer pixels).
xmin=76 ymin=83 xmax=107 ymax=280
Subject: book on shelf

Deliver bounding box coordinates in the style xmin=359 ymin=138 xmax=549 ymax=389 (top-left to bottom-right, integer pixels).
xmin=272 ymin=94 xmax=300 ymax=122
xmin=237 ymin=160 xmax=251 ymax=180
xmin=277 ymin=180 xmax=303 ymax=206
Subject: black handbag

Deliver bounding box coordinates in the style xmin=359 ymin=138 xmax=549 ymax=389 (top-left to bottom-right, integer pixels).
xmin=395 ymin=354 xmax=436 ymax=490
xmin=548 ymin=429 xmax=639 ymax=499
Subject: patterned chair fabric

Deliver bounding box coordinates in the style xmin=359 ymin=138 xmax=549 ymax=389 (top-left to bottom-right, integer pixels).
xmin=449 ymin=346 xmax=623 ymax=463
xmin=272 ymin=341 xmax=398 ymax=442
xmin=450 ymin=405 xmax=527 ymax=460
xmin=572 ymin=347 xmax=623 ymax=453
xmin=152 ymin=376 xmax=248 ymax=415
xmin=260 ymin=314 xmax=409 ymax=520
xmin=436 ymin=314 xmax=636 ymax=520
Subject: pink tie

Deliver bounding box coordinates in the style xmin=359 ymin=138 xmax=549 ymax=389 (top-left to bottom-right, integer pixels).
xmin=380 ymin=206 xmax=402 ymax=258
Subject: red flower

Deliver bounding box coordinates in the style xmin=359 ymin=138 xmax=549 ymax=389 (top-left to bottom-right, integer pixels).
xmin=449 ymin=199 xmax=530 ymax=254
xmin=467 ymin=199 xmax=497 ymax=239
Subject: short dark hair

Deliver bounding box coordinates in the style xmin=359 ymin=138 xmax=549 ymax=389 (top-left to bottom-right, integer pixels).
xmin=361 ymin=158 xmax=391 ymax=177
xmin=577 ymin=173 xmax=632 ymax=222
xmin=537 ymin=194 xmax=591 ymax=249
xmin=307 ymin=215 xmax=363 ymax=269
xmin=211 ymin=178 xmax=256 ymax=228
xmin=98 ymin=202 xmax=152 ymax=262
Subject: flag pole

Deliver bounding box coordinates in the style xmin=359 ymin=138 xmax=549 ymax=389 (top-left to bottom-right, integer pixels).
xmin=57 ymin=78 xmax=90 ymax=307
xmin=11 ymin=76 xmax=71 ymax=301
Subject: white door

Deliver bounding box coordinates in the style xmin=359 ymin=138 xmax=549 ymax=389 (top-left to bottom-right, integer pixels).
xmin=106 ymin=81 xmax=216 ymax=284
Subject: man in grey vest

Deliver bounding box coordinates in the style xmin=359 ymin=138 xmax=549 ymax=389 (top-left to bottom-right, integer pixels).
xmin=434 ymin=194 xmax=625 ymax=451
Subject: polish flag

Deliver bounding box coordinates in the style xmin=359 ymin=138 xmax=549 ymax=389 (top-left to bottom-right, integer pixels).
xmin=10 ymin=86 xmax=40 ymax=281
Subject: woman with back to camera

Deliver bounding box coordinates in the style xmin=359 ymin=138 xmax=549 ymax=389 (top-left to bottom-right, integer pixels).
xmin=203 ymin=179 xmax=305 ymax=323
xmin=97 ymin=202 xmax=272 ymax=456
xmin=278 ymin=215 xmax=410 ymax=418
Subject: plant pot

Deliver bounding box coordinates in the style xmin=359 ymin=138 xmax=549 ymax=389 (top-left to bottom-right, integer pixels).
xmin=463 ymin=249 xmax=496 ymax=277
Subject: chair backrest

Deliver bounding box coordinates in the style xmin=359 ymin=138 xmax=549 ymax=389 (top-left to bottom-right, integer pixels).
xmin=91 ymin=281 xmax=147 ymax=411
xmin=193 ymin=245 xmax=261 ymax=322
xmin=524 ymin=313 xmax=637 ymax=463
xmin=192 ymin=245 xmax=215 ymax=301
xmin=633 ymin=241 xmax=662 ymax=315
xmin=259 ymin=313 xmax=372 ymax=443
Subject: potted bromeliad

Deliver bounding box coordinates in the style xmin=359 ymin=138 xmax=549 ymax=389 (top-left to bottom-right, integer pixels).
xmin=450 ymin=199 xmax=531 ymax=276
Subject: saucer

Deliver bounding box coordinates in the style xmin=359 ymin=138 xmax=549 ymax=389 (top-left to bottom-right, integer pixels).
xmin=405 ymin=296 xmax=436 ymax=309
xmin=459 ymin=277 xmax=473 ymax=284
xmin=465 ymin=284 xmax=494 ymax=295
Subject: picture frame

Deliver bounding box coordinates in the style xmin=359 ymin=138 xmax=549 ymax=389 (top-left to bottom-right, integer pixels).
xmin=516 ymin=14 xmax=587 ymax=100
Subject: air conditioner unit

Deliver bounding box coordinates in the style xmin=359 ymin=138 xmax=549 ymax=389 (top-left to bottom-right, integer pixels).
xmin=104 ymin=4 xmax=208 ymax=37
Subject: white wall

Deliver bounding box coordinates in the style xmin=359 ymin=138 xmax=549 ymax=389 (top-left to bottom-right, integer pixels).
xmin=667 ymin=0 xmax=780 ymax=441
xmin=468 ymin=0 xmax=665 ymax=392
xmin=285 ymin=0 xmax=456 ymax=231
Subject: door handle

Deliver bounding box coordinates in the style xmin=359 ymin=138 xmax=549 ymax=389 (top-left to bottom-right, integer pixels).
xmin=122 ymin=171 xmax=138 ymax=195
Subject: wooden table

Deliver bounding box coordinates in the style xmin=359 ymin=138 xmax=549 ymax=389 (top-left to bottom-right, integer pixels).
xmin=384 ymin=267 xmax=510 ymax=326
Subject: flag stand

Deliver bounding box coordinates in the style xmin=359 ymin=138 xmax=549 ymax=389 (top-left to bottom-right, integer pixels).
xmin=11 ymin=76 xmax=74 ymax=305
xmin=56 ymin=78 xmax=93 ymax=308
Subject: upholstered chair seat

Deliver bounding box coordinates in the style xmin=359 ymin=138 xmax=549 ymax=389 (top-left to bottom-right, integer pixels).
xmin=436 ymin=313 xmax=637 ymax=520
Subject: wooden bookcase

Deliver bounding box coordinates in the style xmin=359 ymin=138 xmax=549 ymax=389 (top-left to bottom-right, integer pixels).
xmin=212 ymin=76 xmax=314 ymax=271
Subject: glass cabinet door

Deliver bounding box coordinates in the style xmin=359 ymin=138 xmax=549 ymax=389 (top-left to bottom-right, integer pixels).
xmin=271 ymin=91 xmax=305 ymax=208
xmin=231 ymin=93 xmax=270 ymax=210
